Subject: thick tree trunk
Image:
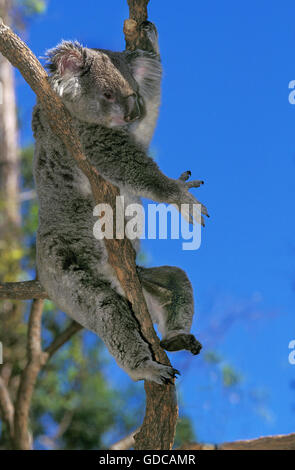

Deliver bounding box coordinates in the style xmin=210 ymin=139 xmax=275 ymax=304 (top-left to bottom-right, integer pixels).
xmin=0 ymin=0 xmax=22 ymax=449
xmin=0 ymin=0 xmax=20 ymax=229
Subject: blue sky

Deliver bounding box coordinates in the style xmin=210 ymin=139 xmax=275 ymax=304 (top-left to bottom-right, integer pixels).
xmin=15 ymin=0 xmax=295 ymax=444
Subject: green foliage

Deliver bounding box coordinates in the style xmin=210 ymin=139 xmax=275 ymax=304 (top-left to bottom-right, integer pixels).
xmin=21 ymin=145 xmax=34 ymax=189
xmin=203 ymin=351 xmax=222 ymax=365
xmin=32 ymin=330 xmax=122 ymax=449
xmin=173 ymin=416 xmax=196 ymax=448
xmin=14 ymin=0 xmax=47 ymax=17
xmin=8 ymin=0 xmax=47 ymax=33
xmin=221 ymin=365 xmax=241 ymax=388
xmin=0 ymin=158 xmax=27 ymax=379
xmin=20 ymin=146 xmax=38 ymax=268
xmin=136 ymin=251 xmax=150 ymax=266
xmin=204 ymin=350 xmax=242 ymax=388
xmin=0 ymin=234 xmax=24 ymax=282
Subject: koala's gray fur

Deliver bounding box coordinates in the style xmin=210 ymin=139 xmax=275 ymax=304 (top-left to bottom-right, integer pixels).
xmin=33 ymin=22 xmax=205 ymax=384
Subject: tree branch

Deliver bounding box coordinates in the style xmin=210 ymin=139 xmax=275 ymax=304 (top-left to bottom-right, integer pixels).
xmin=2 ymin=307 xmax=81 ymax=449
xmin=38 ymin=410 xmax=75 ymax=450
xmin=123 ymin=1 xmax=178 ymax=449
xmin=219 ymin=433 xmax=295 ymax=450
xmin=0 ymin=1 xmax=178 ymax=449
xmin=123 ymin=1 xmax=152 ymax=52
xmin=0 ymin=376 xmax=14 ymax=441
xmin=127 ymin=0 xmax=149 ymax=23
xmin=0 ymin=280 xmax=47 ymax=299
xmin=179 ymin=433 xmax=295 ymax=450
xmin=13 ymin=298 xmax=46 ymax=449
xmin=45 ymin=321 xmax=83 ymax=359
xmin=110 ymin=428 xmax=139 ymax=450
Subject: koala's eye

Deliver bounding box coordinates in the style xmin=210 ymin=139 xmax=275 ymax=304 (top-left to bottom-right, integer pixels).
xmin=103 ymin=91 xmax=114 ymax=101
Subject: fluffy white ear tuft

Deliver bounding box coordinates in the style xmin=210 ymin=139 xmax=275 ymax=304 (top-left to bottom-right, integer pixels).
xmin=58 ymin=50 xmax=84 ymax=75
xmin=45 ymin=41 xmax=85 ymax=77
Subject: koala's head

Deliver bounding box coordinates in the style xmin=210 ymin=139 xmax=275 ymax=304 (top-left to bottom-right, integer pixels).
xmin=45 ymin=41 xmax=146 ymax=127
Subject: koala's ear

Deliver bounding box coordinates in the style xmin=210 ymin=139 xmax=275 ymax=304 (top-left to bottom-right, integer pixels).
xmin=45 ymin=41 xmax=86 ymax=76
xmin=130 ymin=56 xmax=162 ymax=90
xmin=131 ymin=57 xmax=150 ymax=84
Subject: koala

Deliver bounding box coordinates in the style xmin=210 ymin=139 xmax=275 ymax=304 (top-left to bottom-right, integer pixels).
xmin=32 ymin=22 xmax=207 ymax=385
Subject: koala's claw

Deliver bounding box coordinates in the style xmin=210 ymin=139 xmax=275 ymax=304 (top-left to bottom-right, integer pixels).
xmin=178 ymin=171 xmax=204 ymax=188
xmin=176 ymin=171 xmax=209 ymax=225
xmin=186 ymin=179 xmax=204 ymax=189
xmin=160 ymin=367 xmax=180 ymax=385
xmin=162 ymin=376 xmax=174 ymax=385
xmin=160 ymin=334 xmax=202 ymax=356
xmin=133 ymin=359 xmax=180 ymax=385
xmin=179 ymin=170 xmax=192 ymax=182
xmin=181 ymin=199 xmax=209 ymax=226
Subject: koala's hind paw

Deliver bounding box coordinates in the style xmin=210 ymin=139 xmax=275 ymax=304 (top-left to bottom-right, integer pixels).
xmin=160 ymin=334 xmax=202 ymax=356
xmin=132 ymin=359 xmax=180 ymax=385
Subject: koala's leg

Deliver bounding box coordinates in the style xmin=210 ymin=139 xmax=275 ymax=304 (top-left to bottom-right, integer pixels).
xmin=37 ymin=240 xmax=179 ymax=384
xmin=138 ymin=266 xmax=202 ymax=355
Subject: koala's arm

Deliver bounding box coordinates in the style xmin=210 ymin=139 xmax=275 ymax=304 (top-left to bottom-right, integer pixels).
xmin=80 ymin=126 xmax=208 ymax=223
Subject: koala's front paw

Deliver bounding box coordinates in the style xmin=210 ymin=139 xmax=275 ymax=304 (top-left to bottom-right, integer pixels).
xmin=132 ymin=359 xmax=180 ymax=385
xmin=172 ymin=171 xmax=209 ymax=226
xmin=160 ymin=334 xmax=202 ymax=356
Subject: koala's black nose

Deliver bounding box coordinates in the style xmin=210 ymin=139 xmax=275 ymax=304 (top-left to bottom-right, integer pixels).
xmin=124 ymin=94 xmax=141 ymax=122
